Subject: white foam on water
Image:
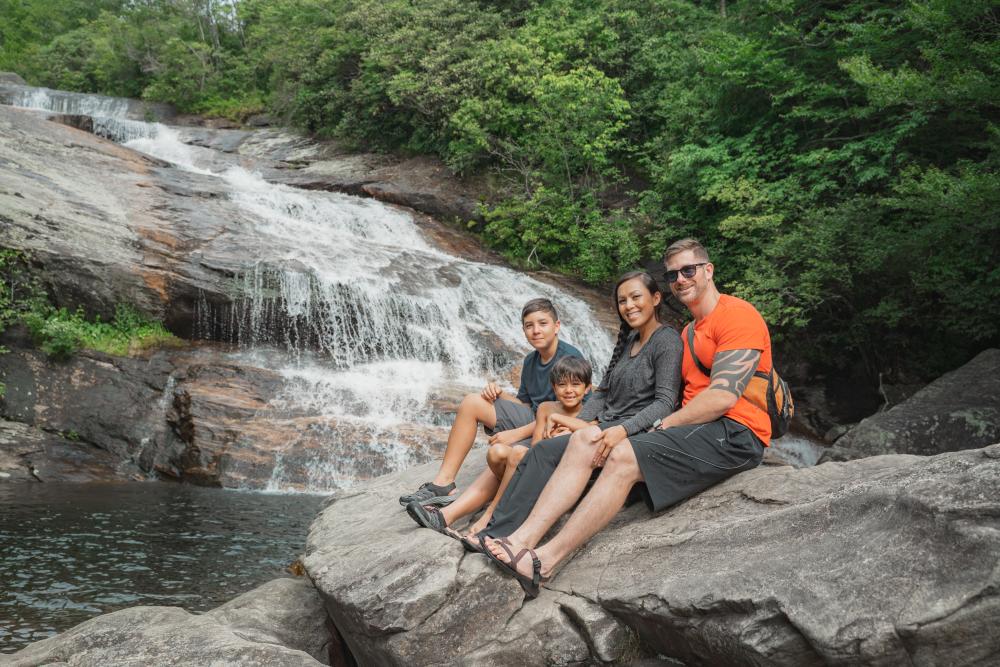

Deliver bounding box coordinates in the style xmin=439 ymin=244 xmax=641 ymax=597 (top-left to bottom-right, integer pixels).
xmin=770 ymin=435 xmax=825 ymax=467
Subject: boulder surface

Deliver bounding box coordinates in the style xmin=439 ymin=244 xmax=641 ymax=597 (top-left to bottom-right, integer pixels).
xmin=835 ymin=348 xmax=1000 ymax=459
xmin=6 ymin=577 xmax=332 ymax=666
xmin=305 ymin=444 xmax=1000 ymax=666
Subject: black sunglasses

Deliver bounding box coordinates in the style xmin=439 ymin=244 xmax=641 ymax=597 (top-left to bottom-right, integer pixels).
xmin=663 ymin=263 xmax=708 ymax=283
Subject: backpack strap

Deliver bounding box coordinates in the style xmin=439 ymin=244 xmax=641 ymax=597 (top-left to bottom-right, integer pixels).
xmin=685 ymin=323 xmax=712 ymax=377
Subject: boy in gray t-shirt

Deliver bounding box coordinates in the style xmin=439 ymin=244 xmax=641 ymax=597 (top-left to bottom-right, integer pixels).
xmin=399 ymin=298 xmax=582 ymax=507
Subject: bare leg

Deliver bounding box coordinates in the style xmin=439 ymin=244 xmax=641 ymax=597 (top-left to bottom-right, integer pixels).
xmin=487 ymin=443 xmax=511 ymax=479
xmin=433 ymin=393 xmax=497 ymax=486
xmin=440 ymin=467 xmax=500 ymax=526
xmin=493 ymin=426 xmax=603 ymax=549
xmin=467 ymin=445 xmax=528 ymax=537
xmin=487 ymin=440 xmax=643 ymax=580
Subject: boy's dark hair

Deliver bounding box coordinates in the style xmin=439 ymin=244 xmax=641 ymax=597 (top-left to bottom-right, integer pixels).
xmin=522 ymin=298 xmax=558 ymax=322
xmin=550 ymin=356 xmax=593 ymax=387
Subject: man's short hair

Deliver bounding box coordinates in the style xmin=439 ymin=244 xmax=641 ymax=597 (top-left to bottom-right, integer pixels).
xmin=664 ymin=238 xmax=710 ymax=263
xmin=550 ymin=356 xmax=592 ymax=387
xmin=522 ymin=298 xmax=558 ymax=322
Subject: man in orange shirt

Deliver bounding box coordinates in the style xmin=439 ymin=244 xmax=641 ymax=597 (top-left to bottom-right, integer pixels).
xmin=484 ymin=238 xmax=769 ymax=597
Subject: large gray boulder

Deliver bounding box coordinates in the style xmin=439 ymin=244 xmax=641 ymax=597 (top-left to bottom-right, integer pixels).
xmin=304 ymin=444 xmax=1000 ymax=666
xmin=6 ymin=577 xmax=332 ymax=666
xmin=835 ymin=348 xmax=1000 ymax=458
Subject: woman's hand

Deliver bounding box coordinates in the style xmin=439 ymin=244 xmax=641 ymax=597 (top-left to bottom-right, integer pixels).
xmin=592 ymin=425 xmax=628 ymax=467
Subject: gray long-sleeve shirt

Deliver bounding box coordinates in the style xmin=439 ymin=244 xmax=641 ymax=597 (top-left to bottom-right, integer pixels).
xmin=578 ymin=325 xmax=683 ymax=435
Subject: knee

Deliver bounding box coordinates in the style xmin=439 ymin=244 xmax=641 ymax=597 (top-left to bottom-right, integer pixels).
xmin=487 ymin=443 xmax=511 ymax=466
xmin=605 ymin=444 xmax=641 ymax=481
xmin=508 ymin=445 xmax=528 ymax=468
xmin=567 ymin=426 xmax=601 ymax=454
xmin=459 ymin=393 xmax=486 ymax=412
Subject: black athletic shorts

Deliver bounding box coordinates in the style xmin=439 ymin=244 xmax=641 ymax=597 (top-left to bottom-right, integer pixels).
xmin=628 ymin=418 xmax=764 ymax=512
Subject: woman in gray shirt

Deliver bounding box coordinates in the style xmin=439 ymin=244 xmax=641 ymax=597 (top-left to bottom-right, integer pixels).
xmin=484 ymin=271 xmax=683 ymax=539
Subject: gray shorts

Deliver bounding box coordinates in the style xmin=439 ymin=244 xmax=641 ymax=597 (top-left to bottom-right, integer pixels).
xmin=484 ymin=397 xmax=535 ymax=440
xmin=629 ymin=418 xmax=764 ymax=512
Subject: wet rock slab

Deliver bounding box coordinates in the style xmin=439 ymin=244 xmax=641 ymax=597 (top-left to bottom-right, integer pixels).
xmin=5 ymin=577 xmax=332 ymax=666
xmin=0 ymin=343 xmax=455 ymax=490
xmin=304 ymin=445 xmax=1000 ymax=665
xmin=0 ymin=420 xmax=127 ymax=483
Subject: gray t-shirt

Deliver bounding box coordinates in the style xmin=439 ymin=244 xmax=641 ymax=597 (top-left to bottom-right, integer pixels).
xmin=577 ymin=326 xmax=682 ymax=435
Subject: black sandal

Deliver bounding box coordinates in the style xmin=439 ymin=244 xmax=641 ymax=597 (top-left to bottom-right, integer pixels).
xmin=406 ymin=501 xmax=460 ymax=539
xmin=459 ymin=533 xmax=485 ymax=554
xmin=481 ymin=536 xmax=548 ymax=599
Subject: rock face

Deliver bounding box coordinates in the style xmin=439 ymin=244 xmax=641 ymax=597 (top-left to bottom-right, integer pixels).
xmin=834 ymin=348 xmax=1000 ymax=459
xmin=0 ymin=343 xmax=454 ymax=490
xmin=6 ymin=577 xmax=333 ymax=666
xmin=0 ymin=420 xmax=126 ymax=482
xmin=0 ymin=72 xmax=27 ymax=85
xmin=305 ymin=444 xmax=1000 ymax=666
xmin=0 ymin=104 xmax=286 ymax=338
xmin=181 ymin=126 xmax=486 ymax=224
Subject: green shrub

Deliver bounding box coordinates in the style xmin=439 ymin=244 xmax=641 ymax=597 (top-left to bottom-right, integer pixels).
xmin=25 ymin=304 xmax=180 ymax=360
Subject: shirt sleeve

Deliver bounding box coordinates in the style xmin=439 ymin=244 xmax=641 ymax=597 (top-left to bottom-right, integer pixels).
xmin=713 ymin=303 xmax=769 ymax=354
xmin=576 ymin=387 xmax=606 ymax=422
xmin=515 ymin=355 xmax=531 ymax=405
xmin=620 ymin=331 xmax=683 ymax=436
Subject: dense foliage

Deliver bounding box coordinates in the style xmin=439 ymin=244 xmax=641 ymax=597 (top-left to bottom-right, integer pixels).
xmin=2 ymin=0 xmax=997 ymax=382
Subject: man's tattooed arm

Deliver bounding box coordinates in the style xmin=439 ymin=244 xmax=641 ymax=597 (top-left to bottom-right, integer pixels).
xmin=709 ymin=349 xmax=761 ymax=397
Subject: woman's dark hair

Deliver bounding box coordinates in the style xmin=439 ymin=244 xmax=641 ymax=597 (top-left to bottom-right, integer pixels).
xmin=603 ymin=271 xmax=663 ymax=379
xmin=550 ymin=355 xmax=593 ymax=388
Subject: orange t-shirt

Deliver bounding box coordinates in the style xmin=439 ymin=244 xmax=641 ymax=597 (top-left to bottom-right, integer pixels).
xmin=681 ymin=294 xmax=773 ymax=445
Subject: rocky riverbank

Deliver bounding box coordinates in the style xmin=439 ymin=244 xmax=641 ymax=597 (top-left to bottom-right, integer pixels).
xmin=7 ymin=443 xmax=999 ymax=665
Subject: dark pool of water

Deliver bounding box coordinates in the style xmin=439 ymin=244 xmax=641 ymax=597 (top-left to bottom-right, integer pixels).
xmin=0 ymin=482 xmax=325 ymax=654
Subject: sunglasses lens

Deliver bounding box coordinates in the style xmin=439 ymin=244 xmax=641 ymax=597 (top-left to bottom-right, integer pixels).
xmin=664 ymin=270 xmax=679 ymax=283
xmin=680 ymin=265 xmax=699 ymax=278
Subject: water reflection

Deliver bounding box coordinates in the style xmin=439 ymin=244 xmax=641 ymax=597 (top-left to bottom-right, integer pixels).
xmin=0 ymin=482 xmax=323 ymax=653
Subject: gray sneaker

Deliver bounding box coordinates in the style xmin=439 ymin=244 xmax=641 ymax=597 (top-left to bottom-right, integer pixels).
xmin=398 ymin=481 xmax=457 ymax=507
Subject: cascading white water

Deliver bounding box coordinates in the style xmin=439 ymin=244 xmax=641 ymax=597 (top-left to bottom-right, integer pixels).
xmin=7 ymin=87 xmax=614 ymax=492
xmin=6 ymin=85 xmax=161 ymax=143
xmin=8 ymin=86 xmax=132 ymax=117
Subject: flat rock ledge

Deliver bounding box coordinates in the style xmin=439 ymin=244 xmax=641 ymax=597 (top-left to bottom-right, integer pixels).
xmin=6 ymin=577 xmax=333 ymax=666
xmin=305 ymin=444 xmax=1000 ymax=666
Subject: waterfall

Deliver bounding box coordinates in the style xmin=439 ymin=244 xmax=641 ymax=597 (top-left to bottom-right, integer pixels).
xmin=6 ymin=84 xmax=162 ymax=143
xmin=6 ymin=87 xmax=613 ymax=493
